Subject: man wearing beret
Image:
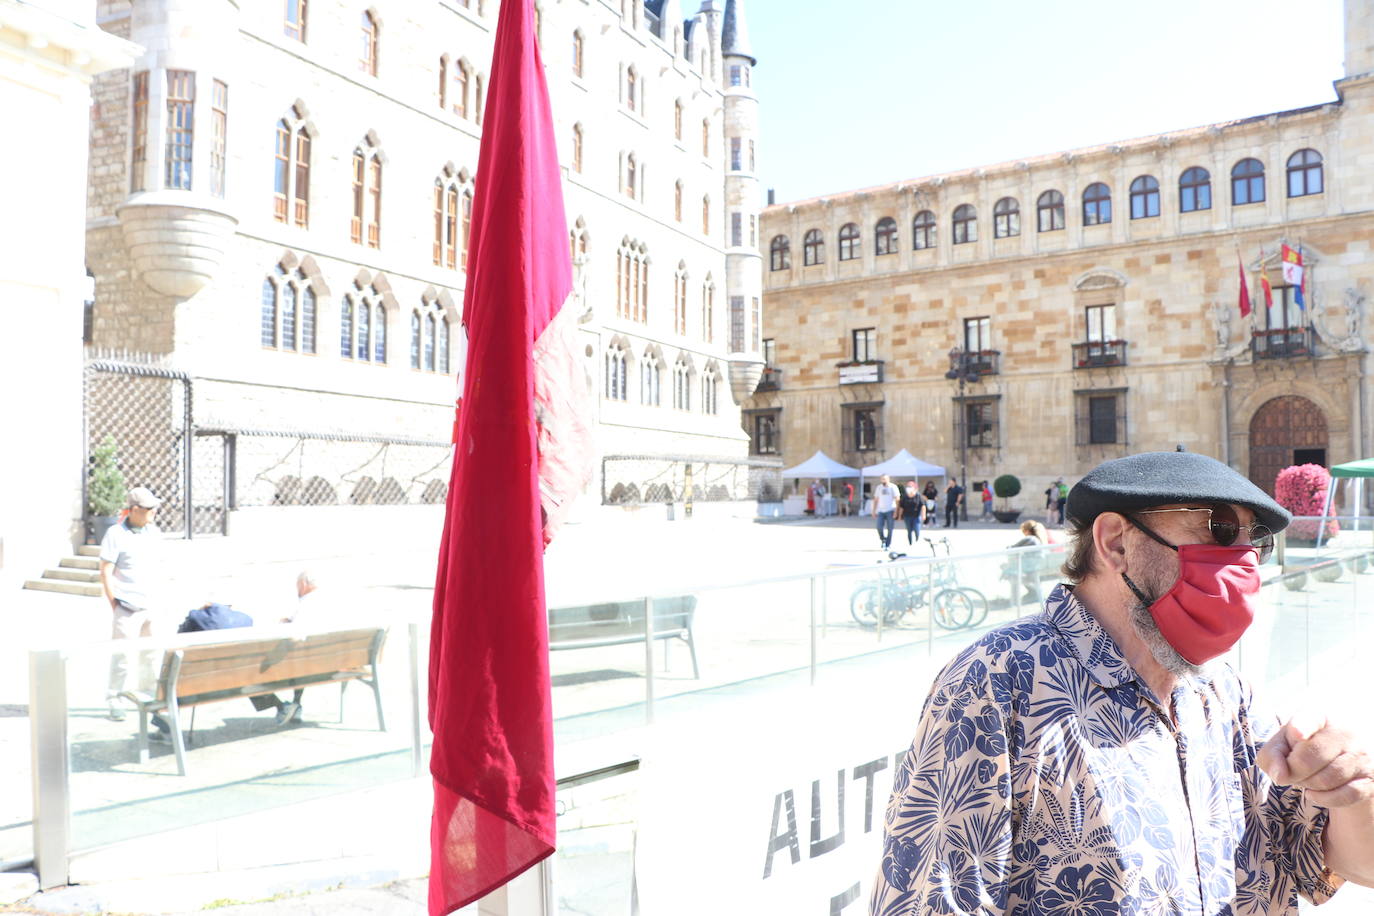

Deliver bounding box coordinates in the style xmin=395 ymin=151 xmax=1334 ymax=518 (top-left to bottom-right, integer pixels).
xmin=870 ymin=451 xmax=1374 ymax=915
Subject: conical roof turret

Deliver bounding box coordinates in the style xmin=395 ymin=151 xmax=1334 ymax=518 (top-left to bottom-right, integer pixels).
xmin=721 ymin=0 xmax=755 ymax=64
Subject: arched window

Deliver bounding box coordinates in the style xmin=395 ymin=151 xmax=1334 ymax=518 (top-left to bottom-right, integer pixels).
xmin=1287 ymin=149 xmax=1323 ymax=197
xmin=413 ymin=295 xmax=448 ymax=373
xmin=673 ymin=180 xmax=683 ymax=222
xmin=572 ymin=30 xmax=584 ymax=78
xmin=572 ymin=123 xmax=583 ymax=173
xmin=615 ymin=239 xmax=649 ymax=322
xmin=993 ymin=197 xmax=1020 ymax=238
xmin=453 ymin=60 xmax=470 ymax=118
xmin=351 ymin=135 xmax=383 ymax=248
xmin=838 ymin=222 xmax=861 ymax=261
xmin=701 ymin=274 xmax=715 ymax=342
xmin=701 ymin=195 xmax=710 ymax=234
xmin=640 ymin=350 xmax=662 ymax=405
xmin=433 ymin=167 xmax=463 ymax=269
xmin=625 ymin=65 xmax=638 ymax=113
xmin=1036 ymin=190 xmax=1064 ymax=232
xmin=343 ymin=280 xmax=385 ymax=363
xmin=874 ymin=217 xmax=898 ymax=255
xmin=769 ymin=234 xmax=791 ymax=271
xmin=410 ymin=311 xmax=421 ymax=369
xmin=803 ymin=228 xmax=824 ymax=265
xmin=674 ymin=99 xmax=683 ymax=141
xmin=262 ymin=261 xmax=316 ymax=353
xmin=1082 ymin=182 xmax=1111 ymax=225
xmin=273 ymin=105 xmax=310 ymax=227
xmin=673 ymin=357 xmax=692 ymax=410
xmin=701 ymin=118 xmax=710 ymax=157
xmin=437 ymin=56 xmax=447 ymax=109
xmin=1232 ymin=158 xmax=1265 ymax=205
xmin=461 ymin=187 xmax=473 ymax=269
xmin=952 ymin=204 xmax=977 ymax=244
xmin=359 ymin=10 xmax=379 ymax=76
xmin=1129 ymin=175 xmax=1159 ymax=219
xmin=605 ymin=343 xmax=628 ymax=400
xmin=702 ymin=368 xmax=719 ymax=415
xmin=1179 ymin=167 xmax=1211 ymax=212
xmin=438 ymin=315 xmax=450 ymax=374
xmin=673 ymin=263 xmax=688 ymax=334
xmin=912 ymin=210 xmax=936 ymax=249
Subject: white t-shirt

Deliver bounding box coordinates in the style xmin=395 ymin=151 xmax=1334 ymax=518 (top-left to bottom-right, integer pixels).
xmin=873 ymin=483 xmax=899 ymax=513
xmin=99 ymin=519 xmax=163 ymax=610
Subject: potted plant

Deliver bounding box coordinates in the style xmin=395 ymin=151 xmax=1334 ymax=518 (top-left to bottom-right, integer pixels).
xmin=1274 ymin=464 xmax=1339 ymax=547
xmin=992 ymin=474 xmax=1022 ymax=523
xmin=88 ymin=434 xmax=127 ymax=544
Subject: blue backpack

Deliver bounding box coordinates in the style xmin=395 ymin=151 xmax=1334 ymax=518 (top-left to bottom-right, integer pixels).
xmin=178 ymin=602 xmax=254 ymax=633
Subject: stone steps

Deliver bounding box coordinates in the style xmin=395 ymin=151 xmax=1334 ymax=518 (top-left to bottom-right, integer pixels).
xmin=59 ymin=556 xmax=100 ymax=570
xmin=23 ymin=547 xmax=105 ymax=597
xmin=23 ymin=577 xmax=103 ymax=597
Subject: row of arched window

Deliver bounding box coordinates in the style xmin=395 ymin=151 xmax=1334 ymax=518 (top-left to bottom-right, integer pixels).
xmin=605 ymin=232 xmax=717 ymax=341
xmin=604 ymin=343 xmax=721 ymax=414
xmin=771 ymin=150 xmax=1325 ymax=268
xmin=260 ymin=261 xmax=452 ymax=374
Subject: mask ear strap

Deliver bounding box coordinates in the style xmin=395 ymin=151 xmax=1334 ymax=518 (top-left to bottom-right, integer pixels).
xmin=1124 ymin=515 xmax=1179 ymax=552
xmin=1121 ymin=572 xmax=1154 ymax=608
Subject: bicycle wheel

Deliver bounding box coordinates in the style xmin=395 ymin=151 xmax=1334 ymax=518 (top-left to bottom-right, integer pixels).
xmin=850 ymin=586 xmax=883 ymax=627
xmin=932 ymin=589 xmax=975 ymax=629
xmin=959 ymin=587 xmax=989 ymax=628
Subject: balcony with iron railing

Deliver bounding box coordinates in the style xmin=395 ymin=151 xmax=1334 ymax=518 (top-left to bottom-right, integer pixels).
xmin=756 ymin=367 xmax=783 ymax=392
xmin=1072 ymin=339 xmax=1129 ymax=369
xmin=1252 ymin=326 xmax=1316 ymax=360
xmin=963 ymin=349 xmax=1000 ymax=376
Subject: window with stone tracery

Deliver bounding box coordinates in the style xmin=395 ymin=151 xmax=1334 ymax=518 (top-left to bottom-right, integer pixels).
xmin=261 ymin=261 xmax=317 ymax=354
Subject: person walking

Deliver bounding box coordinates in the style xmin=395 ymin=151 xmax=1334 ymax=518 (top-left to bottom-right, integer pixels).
xmin=872 ymin=474 xmax=899 ymax=549
xmin=896 ymin=480 xmax=924 ymax=546
xmin=1055 ymin=476 xmax=1069 ymax=526
xmin=980 ymin=482 xmax=995 ymax=520
xmin=100 ymin=486 xmax=164 ymax=721
xmin=871 ymin=451 xmax=1374 ymax=915
xmin=841 ymin=480 xmax=854 ymax=517
xmin=922 ymin=481 xmax=940 ymax=527
xmin=944 ymin=479 xmax=964 ymax=529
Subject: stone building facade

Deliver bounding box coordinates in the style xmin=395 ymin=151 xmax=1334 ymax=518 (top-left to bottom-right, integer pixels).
xmin=1 ymin=1 xmax=138 ymax=590
xmin=84 ymin=0 xmax=765 ymax=516
xmin=746 ymin=1 xmax=1374 ymax=513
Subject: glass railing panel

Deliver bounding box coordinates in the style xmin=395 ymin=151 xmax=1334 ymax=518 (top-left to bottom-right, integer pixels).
xmin=554 ymin=765 xmax=638 ymax=916
xmin=42 ymin=618 xmax=420 ymax=854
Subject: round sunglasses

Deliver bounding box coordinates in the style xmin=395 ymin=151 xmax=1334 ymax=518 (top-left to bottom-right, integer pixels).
xmin=1131 ymin=506 xmax=1274 ymax=563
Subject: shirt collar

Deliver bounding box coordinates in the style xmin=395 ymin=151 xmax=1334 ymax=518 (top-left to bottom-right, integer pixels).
xmin=1043 ymin=583 xmax=1139 ymax=690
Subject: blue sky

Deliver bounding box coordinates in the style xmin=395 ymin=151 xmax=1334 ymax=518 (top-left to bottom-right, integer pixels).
xmin=747 ymin=0 xmax=1345 ymax=204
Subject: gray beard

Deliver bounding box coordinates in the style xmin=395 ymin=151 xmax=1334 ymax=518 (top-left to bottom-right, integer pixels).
xmin=1128 ymin=594 xmax=1203 ymax=679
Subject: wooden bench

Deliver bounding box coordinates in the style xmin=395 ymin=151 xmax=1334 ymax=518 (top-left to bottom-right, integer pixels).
xmin=548 ymin=596 xmax=699 ymax=678
xmin=123 ymin=627 xmax=388 ymax=776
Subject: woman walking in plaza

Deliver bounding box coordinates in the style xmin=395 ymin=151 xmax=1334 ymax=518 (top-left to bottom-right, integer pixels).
xmin=896 ymin=480 xmax=924 ymax=545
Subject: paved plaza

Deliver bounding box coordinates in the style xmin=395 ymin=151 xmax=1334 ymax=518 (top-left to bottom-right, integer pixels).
xmin=4 ymin=505 xmax=1374 ymax=913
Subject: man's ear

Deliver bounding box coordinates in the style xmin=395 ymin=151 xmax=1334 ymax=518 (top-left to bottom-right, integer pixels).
xmin=1093 ymin=513 xmax=1130 ymax=575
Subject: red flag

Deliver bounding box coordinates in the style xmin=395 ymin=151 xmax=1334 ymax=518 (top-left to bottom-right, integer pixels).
xmin=1237 ymin=252 xmax=1252 ymax=318
xmin=427 ymin=0 xmax=582 ymax=910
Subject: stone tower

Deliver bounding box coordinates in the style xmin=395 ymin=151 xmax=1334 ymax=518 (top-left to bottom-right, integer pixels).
xmin=720 ymin=0 xmax=764 ymax=403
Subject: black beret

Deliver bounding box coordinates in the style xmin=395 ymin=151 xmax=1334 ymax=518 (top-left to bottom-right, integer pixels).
xmin=1065 ymin=451 xmax=1292 ymax=532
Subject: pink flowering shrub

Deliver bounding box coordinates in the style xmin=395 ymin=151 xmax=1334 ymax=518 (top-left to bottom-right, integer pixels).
xmin=1274 ymin=464 xmax=1339 ymax=543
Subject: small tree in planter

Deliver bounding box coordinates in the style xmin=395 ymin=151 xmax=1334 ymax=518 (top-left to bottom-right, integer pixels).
xmin=1274 ymin=464 xmax=1339 ymax=546
xmin=88 ymin=435 xmax=127 ymax=543
xmin=992 ymin=474 xmax=1022 ymax=523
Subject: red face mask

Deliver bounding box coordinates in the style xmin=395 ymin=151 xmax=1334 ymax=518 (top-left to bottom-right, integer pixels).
xmin=1123 ymin=541 xmax=1261 ymax=666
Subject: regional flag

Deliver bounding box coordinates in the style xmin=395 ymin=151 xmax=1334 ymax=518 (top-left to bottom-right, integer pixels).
xmin=1237 ymin=252 xmax=1252 ymax=318
xmin=427 ymin=0 xmax=590 ymax=910
xmin=1281 ymin=243 xmax=1304 ymax=289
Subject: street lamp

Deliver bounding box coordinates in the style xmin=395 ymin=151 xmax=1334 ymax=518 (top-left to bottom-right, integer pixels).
xmin=944 ymin=347 xmax=982 ymax=522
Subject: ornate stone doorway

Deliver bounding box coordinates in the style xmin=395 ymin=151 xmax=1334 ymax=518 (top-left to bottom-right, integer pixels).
xmin=1247 ymin=395 xmax=1328 ymax=495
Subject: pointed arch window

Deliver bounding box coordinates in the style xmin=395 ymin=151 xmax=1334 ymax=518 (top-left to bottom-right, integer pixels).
xmin=701 ymin=275 xmax=715 ymax=343
xmin=461 ymin=187 xmax=473 ymax=268
xmin=572 ymin=30 xmax=584 ymax=78
xmin=1179 ymin=167 xmax=1211 ymax=212
xmin=674 ymin=263 xmax=689 ymax=335
xmin=803 ymin=228 xmax=824 ymax=265
xmin=674 ymin=180 xmax=683 ymax=221
xmin=702 ymin=367 xmax=719 ymax=415
xmin=838 ymin=222 xmax=860 ymax=261
xmin=1129 ymin=175 xmax=1160 ymax=219
xmin=912 ymin=210 xmax=936 ymax=249
xmin=616 ymin=240 xmax=649 ymax=322
xmin=433 ymin=169 xmax=465 ymax=269
xmin=1036 ymin=190 xmax=1065 ymax=232
xmin=359 ymin=10 xmax=379 ymax=76
xmin=351 ymin=137 xmax=382 ymax=247
xmin=1287 ymin=149 xmax=1323 ymax=198
xmin=273 ymin=110 xmax=311 ymax=226
xmin=701 ymin=118 xmax=710 ymax=157
xmin=284 ymin=0 xmax=307 ymax=41
xmin=261 ymin=262 xmax=317 ymax=353
xmin=412 ymin=294 xmax=449 ymax=373
xmin=673 ymin=358 xmax=692 ymax=411
xmin=702 ymin=195 xmax=710 ymax=235
xmin=874 ymin=217 xmax=898 ymax=255
xmin=605 ymin=343 xmax=629 ymax=401
xmin=342 ymin=280 xmax=386 ymax=363
xmin=625 ymin=65 xmax=638 ymax=113
xmin=453 ymin=60 xmax=470 ymax=118
xmin=770 ymin=235 xmax=791 ymax=271
xmin=625 ymin=153 xmax=637 ymax=198
xmin=952 ymin=204 xmax=977 ymax=244
xmin=993 ymin=197 xmax=1019 ymax=238
xmin=674 ymin=99 xmax=683 ymax=141
xmin=572 ymin=124 xmax=584 ymax=173
xmin=641 ymin=351 xmax=662 ymax=405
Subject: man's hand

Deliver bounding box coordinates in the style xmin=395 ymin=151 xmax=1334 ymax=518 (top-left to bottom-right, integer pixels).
xmin=1258 ymin=714 xmax=1374 ymax=807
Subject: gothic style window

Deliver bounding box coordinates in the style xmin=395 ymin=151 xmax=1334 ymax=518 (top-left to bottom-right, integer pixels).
xmin=1129 ymin=176 xmax=1159 ymax=219
xmin=433 ymin=169 xmax=464 ymax=269
xmin=438 ymin=57 xmax=447 ymax=109
xmin=1231 ymin=158 xmax=1265 ymax=205
xmin=461 ymin=188 xmax=473 ymax=268
xmin=572 ymin=30 xmax=584 ymax=78
xmin=702 ymin=369 xmax=719 ymax=415
xmin=803 ymin=228 xmax=824 ymax=265
xmin=673 ymin=358 xmax=692 ymax=410
xmin=701 ymin=275 xmax=715 ymax=342
xmin=1287 ymin=149 xmax=1323 ymax=198
xmin=770 ymin=235 xmax=791 ymax=270
xmin=605 ymin=344 xmax=628 ymax=400
xmin=674 ymin=264 xmax=688 ymax=335
xmin=341 ymin=281 xmax=386 ymax=363
xmin=273 ymin=107 xmax=311 ymax=226
xmin=210 ymin=81 xmax=228 ymax=199
xmin=952 ymin=204 xmax=977 ymax=244
xmin=351 ymin=137 xmax=383 ymax=247
xmin=912 ymin=210 xmax=936 ymax=249
xmin=701 ymin=118 xmax=709 ymax=157
xmin=360 ymin=11 xmax=379 ymax=76
xmin=838 ymin=222 xmax=860 ymax=261
xmin=674 ymin=99 xmax=683 ymax=140
xmin=625 ymin=154 xmax=637 ymax=198
xmin=572 ymin=124 xmax=583 ymax=173
xmin=1036 ymin=190 xmax=1065 ymax=232
xmin=615 ymin=240 xmax=649 ymax=322
xmin=130 ymin=71 xmax=149 ymax=192
xmin=165 ymin=70 xmax=195 ymax=190
xmin=261 ymin=262 xmax=316 ymax=353
xmin=1179 ymin=167 xmax=1211 ymax=212
xmin=702 ymin=195 xmax=710 ymax=234
xmin=625 ymin=65 xmax=638 ymax=113
xmin=412 ymin=295 xmax=449 ymax=372
xmin=284 ymin=0 xmax=307 ymax=41
xmin=993 ymin=197 xmax=1020 ymax=238
xmin=453 ymin=60 xmax=470 ymax=118
xmin=874 ymin=217 xmax=898 ymax=255
xmin=674 ymin=180 xmax=683 ymax=221
xmin=1082 ymin=182 xmax=1112 ymax=225
xmin=641 ymin=352 xmax=662 ymax=405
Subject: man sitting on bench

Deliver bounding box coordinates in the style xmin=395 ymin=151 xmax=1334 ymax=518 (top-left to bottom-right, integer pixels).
xmin=247 ymin=570 xmax=322 ymax=726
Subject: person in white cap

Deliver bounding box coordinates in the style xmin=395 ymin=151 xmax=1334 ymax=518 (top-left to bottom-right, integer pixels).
xmin=99 ymin=486 xmax=164 ymax=721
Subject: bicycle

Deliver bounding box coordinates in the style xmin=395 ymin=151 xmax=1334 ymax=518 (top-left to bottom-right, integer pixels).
xmin=849 ymin=546 xmax=988 ymax=630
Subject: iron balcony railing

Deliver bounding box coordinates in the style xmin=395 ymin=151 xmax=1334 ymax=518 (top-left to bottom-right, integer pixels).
xmin=964 ymin=349 xmax=1000 ymax=376
xmin=756 ymin=367 xmax=783 ymax=392
xmin=1252 ymin=327 xmax=1315 ymax=360
xmin=1072 ymin=339 xmax=1128 ymax=369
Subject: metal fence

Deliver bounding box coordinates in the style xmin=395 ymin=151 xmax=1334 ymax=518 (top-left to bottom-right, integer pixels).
xmin=601 ymin=454 xmax=782 ymax=505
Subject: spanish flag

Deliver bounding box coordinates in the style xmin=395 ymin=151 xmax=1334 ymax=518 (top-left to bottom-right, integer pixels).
xmin=1258 ymin=247 xmax=1274 ymax=310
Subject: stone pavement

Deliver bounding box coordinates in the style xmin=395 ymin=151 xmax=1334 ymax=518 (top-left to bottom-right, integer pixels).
xmin=5 ymin=505 xmax=1374 ymax=913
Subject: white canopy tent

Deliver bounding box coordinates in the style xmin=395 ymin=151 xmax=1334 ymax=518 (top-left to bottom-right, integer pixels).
xmin=780 ymin=450 xmax=860 ymax=480
xmin=859 ymin=448 xmax=946 ymax=481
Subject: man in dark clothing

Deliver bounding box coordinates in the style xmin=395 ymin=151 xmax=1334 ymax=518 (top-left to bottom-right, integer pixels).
xmin=944 ymin=480 xmax=964 ymax=528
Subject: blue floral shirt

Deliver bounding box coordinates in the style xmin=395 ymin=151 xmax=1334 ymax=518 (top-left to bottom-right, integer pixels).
xmin=871 ymin=584 xmax=1340 ymax=915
